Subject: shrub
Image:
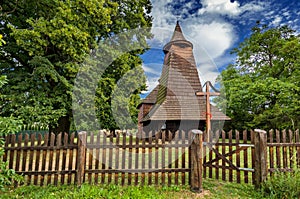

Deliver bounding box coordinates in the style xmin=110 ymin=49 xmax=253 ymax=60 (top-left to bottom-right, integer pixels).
xmin=260 ymin=169 xmax=300 ymax=199
xmin=0 ymin=76 xmax=24 ymax=190
xmin=0 ymin=117 xmax=24 ymax=191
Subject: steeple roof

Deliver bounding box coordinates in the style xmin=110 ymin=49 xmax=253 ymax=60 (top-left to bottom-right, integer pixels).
xmin=170 ymin=21 xmax=186 ymax=41
xmin=163 ymin=21 xmax=193 ymax=53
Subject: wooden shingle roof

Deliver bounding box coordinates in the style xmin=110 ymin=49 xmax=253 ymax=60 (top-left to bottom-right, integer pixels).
xmin=142 ymin=22 xmax=230 ymax=122
xmin=140 ymin=85 xmax=159 ymax=104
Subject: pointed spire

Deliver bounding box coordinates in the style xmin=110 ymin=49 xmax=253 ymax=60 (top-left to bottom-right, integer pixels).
xmin=170 ymin=21 xmax=186 ymax=41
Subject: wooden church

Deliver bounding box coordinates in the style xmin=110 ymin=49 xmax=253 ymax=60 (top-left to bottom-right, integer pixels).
xmin=138 ymin=22 xmax=230 ymax=135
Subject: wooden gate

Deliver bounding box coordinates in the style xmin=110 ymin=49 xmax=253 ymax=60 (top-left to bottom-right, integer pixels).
xmin=202 ymin=130 xmax=255 ymax=184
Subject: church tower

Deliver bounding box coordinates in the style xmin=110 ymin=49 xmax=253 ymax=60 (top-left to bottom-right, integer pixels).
xmin=138 ymin=22 xmax=229 ymax=134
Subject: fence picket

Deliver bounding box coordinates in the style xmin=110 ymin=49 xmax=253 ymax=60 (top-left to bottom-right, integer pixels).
xmin=15 ymin=134 xmax=22 ymax=171
xmin=161 ymin=131 xmax=166 ymax=185
xmin=282 ymin=130 xmax=287 ymax=170
xmin=9 ymin=134 xmax=16 ymax=171
xmin=40 ymin=133 xmax=49 ymax=186
xmin=108 ymin=134 xmax=113 ymax=184
xmin=3 ymin=135 xmax=10 ymax=163
xmin=203 ymin=131 xmax=207 ymax=178
xmin=54 ymin=133 xmax=62 ymax=186
xmin=33 ymin=134 xmax=42 ymax=185
xmin=68 ymin=133 xmax=75 ymax=184
xmin=221 ymin=130 xmax=226 ymax=181
xmin=168 ymin=131 xmax=172 ymax=186
xmin=148 ymin=132 xmax=152 ymax=185
xmin=295 ymin=129 xmax=300 ymax=165
xmin=228 ymin=130 xmax=233 ymax=182
xmin=22 ymin=134 xmax=29 ymax=184
xmin=276 ymin=130 xmax=281 ymax=168
xmin=269 ymin=130 xmax=274 ymax=175
xmin=181 ymin=130 xmax=186 ymax=185
xmin=121 ymin=132 xmax=126 ymax=186
xmin=114 ymin=134 xmax=120 ymax=184
xmin=47 ymin=133 xmax=55 ymax=185
xmin=250 ymin=130 xmax=255 ymax=184
xmin=135 ymin=133 xmax=140 ymax=185
xmin=128 ymin=133 xmax=133 ymax=185
xmin=174 ymin=131 xmax=179 ymax=185
xmin=154 ymin=132 xmax=159 ymax=185
xmin=88 ymin=132 xmax=94 ymax=184
xmin=288 ymin=130 xmax=293 ymax=169
xmin=243 ymin=130 xmax=248 ymax=183
xmin=28 ymin=134 xmax=35 ymax=185
xmin=188 ymin=131 xmax=192 ymax=185
xmin=61 ymin=133 xmax=68 ymax=185
xmin=94 ymin=133 xmax=100 ymax=184
xmin=215 ymin=130 xmax=220 ymax=180
xmin=235 ymin=130 xmax=240 ymax=183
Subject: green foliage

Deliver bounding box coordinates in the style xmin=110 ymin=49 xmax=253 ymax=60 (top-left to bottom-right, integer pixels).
xmin=215 ymin=24 xmax=300 ymax=130
xmin=0 ymin=0 xmax=152 ymax=133
xmin=0 ymin=34 xmax=5 ymax=46
xmin=260 ymin=169 xmax=300 ymax=199
xmin=0 ymin=76 xmax=23 ymax=191
xmin=0 ymin=162 xmax=24 ymax=191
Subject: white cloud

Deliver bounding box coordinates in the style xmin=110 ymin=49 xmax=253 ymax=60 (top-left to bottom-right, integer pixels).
xmin=141 ymin=63 xmax=162 ymax=94
xmin=187 ymin=22 xmax=235 ymax=60
xmin=282 ymin=11 xmax=291 ymax=19
xmin=197 ymin=64 xmax=220 ymax=86
xmin=198 ymin=0 xmax=265 ymax=17
xmin=271 ymin=15 xmax=282 ymax=26
xmin=239 ymin=1 xmax=266 ymax=14
xmin=143 ymin=0 xmax=270 ymax=95
xmin=142 ymin=76 xmax=159 ymax=94
xmin=198 ymin=0 xmax=241 ymax=16
xmin=142 ymin=63 xmax=161 ymax=76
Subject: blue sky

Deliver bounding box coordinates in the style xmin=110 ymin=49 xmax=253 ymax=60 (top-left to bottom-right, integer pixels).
xmin=140 ymin=0 xmax=300 ymax=97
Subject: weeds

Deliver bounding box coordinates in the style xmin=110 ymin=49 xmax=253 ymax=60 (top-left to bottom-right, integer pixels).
xmin=260 ymin=169 xmax=300 ymax=199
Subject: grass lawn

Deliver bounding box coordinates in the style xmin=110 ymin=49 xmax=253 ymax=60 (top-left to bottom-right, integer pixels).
xmin=1 ymin=178 xmax=264 ymax=199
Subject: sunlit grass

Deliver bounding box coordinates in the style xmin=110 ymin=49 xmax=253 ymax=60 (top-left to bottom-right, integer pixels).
xmin=0 ymin=178 xmax=263 ymax=199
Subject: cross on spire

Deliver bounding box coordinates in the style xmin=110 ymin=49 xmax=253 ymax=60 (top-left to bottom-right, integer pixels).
xmin=195 ymin=81 xmax=220 ymax=141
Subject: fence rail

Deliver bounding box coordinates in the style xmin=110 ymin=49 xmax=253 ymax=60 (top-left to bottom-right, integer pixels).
xmin=2 ymin=129 xmax=300 ymax=188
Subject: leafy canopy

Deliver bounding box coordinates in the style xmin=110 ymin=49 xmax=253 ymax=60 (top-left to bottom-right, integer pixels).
xmin=0 ymin=0 xmax=152 ymax=132
xmin=215 ymin=24 xmax=300 ymax=130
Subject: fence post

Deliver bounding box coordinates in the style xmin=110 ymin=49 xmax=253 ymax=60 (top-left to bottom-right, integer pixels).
xmin=254 ymin=129 xmax=267 ymax=188
xmin=77 ymin=131 xmax=87 ymax=187
xmin=190 ymin=130 xmax=203 ymax=193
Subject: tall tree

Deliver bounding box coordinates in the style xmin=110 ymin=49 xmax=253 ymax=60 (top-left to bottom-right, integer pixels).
xmin=0 ymin=0 xmax=152 ymax=133
xmin=215 ymin=24 xmax=300 ymax=130
xmin=95 ymin=53 xmax=147 ymax=132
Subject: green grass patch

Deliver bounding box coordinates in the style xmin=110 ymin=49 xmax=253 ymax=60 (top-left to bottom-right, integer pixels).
xmin=1 ymin=179 xmax=265 ymax=199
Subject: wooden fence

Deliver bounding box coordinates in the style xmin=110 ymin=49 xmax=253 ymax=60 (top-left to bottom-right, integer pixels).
xmin=3 ymin=132 xmax=78 ymax=186
xmin=2 ymin=129 xmax=300 ymax=188
xmin=3 ymin=130 xmax=198 ymax=188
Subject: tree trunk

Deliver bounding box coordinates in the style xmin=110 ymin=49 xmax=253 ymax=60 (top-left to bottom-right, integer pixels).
xmin=49 ymin=115 xmax=71 ymax=145
xmin=49 ymin=115 xmax=71 ymax=134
